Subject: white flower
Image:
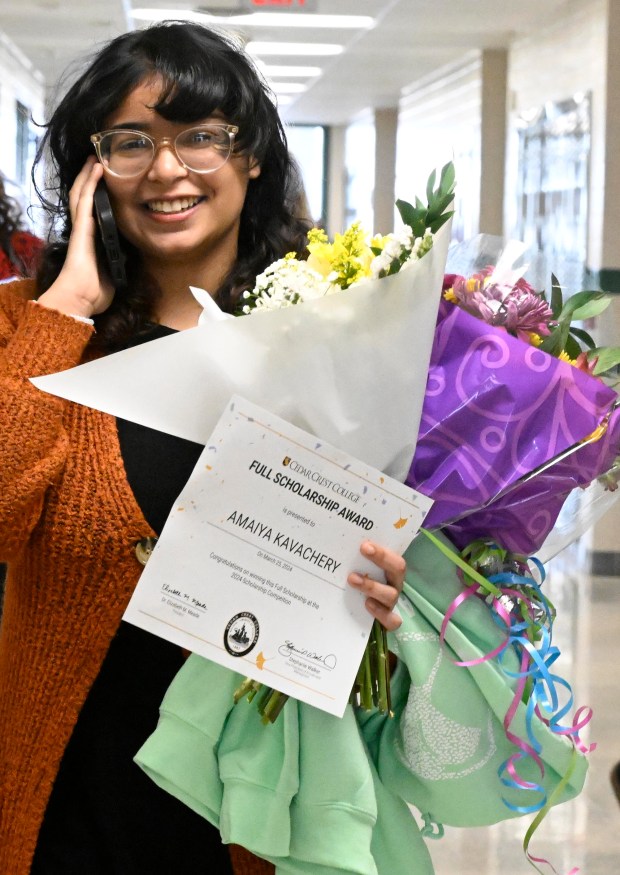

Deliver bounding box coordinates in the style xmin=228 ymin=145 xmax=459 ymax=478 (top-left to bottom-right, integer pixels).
xmin=370 ymin=252 xmax=392 ymax=279
xmin=367 ymin=228 xmax=434 ymax=280
xmin=244 ymin=257 xmax=333 ymax=314
xmin=383 ymin=236 xmax=403 ymax=258
xmin=242 ymin=228 xmax=435 ymax=314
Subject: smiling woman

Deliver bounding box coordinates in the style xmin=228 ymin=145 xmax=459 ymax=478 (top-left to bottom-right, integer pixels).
xmin=0 ymin=20 xmax=314 ymax=875
xmin=33 ymin=20 xmax=311 ymax=343
xmin=0 ymin=19 xmax=412 ymax=875
xmin=93 ymin=79 xmax=262 ymax=319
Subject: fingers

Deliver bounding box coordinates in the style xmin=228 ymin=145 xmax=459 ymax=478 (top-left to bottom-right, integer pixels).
xmin=68 ymin=156 xmax=103 ymax=228
xmin=66 ymin=158 xmax=103 ymax=265
xmin=39 ymin=157 xmax=115 ymax=317
xmin=348 ymin=541 xmax=407 ymax=631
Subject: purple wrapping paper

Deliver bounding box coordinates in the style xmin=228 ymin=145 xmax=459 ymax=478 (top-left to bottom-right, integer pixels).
xmin=407 ymin=301 xmax=620 ymax=553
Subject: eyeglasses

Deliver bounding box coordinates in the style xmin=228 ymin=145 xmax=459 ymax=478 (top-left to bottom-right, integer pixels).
xmin=90 ymin=124 xmax=239 ymax=178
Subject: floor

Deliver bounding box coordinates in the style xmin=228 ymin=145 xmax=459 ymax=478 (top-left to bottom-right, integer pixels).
xmin=425 ymin=539 xmax=620 ymax=875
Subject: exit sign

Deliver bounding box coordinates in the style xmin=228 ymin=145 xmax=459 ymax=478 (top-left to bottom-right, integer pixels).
xmin=249 ymin=0 xmax=318 ymax=9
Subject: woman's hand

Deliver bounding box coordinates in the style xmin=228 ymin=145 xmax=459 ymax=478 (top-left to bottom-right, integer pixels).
xmin=38 ymin=157 xmax=115 ymax=319
xmin=348 ymin=541 xmax=406 ymax=631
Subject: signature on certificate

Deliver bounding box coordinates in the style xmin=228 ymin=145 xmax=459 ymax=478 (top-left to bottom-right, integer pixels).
xmin=278 ymin=640 xmax=337 ymax=670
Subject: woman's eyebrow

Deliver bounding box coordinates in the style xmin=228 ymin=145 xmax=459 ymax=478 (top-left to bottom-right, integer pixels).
xmin=104 ymin=122 xmax=153 ymax=132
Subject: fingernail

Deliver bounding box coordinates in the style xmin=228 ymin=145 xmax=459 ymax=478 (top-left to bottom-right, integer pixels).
xmin=362 ymin=542 xmax=375 ymax=556
xmin=349 ymin=573 xmax=364 ymax=586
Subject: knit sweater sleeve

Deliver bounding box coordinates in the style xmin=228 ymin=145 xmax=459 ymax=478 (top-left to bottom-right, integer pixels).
xmin=0 ymin=282 xmax=94 ymax=560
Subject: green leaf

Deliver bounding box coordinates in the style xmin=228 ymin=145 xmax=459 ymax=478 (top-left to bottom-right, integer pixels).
xmin=558 ymin=290 xmax=609 ymax=322
xmin=429 ymin=211 xmax=454 ymax=233
xmin=397 ymin=162 xmax=456 ymax=236
xmin=570 ymin=297 xmax=611 ymax=321
xmin=439 ymin=161 xmax=456 ymax=193
xmin=564 ymin=333 xmax=582 ymax=360
xmin=539 ymin=323 xmax=569 ymax=357
xmin=427 ymin=193 xmax=456 ymax=221
xmin=590 ymin=346 xmax=620 ymax=375
xmin=550 ymin=274 xmax=564 ymax=319
xmin=426 ymin=169 xmax=437 ymax=203
xmin=568 ymin=325 xmax=596 ymax=349
xmin=395 ymin=198 xmax=418 ymax=228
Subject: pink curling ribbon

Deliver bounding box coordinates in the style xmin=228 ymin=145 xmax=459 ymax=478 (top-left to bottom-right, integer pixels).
xmin=420 ymin=529 xmax=595 ymax=875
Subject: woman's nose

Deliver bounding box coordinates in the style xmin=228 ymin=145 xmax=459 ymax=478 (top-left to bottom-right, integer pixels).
xmin=146 ymin=142 xmax=188 ymax=181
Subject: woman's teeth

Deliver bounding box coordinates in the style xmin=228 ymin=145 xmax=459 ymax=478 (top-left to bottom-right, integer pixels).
xmin=147 ymin=197 xmax=200 ymax=213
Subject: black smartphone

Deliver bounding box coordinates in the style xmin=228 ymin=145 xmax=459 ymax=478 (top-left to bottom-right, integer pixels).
xmin=93 ymin=182 xmax=127 ymax=290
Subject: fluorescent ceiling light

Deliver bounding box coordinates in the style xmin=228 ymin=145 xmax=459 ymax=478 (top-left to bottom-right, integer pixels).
xmin=260 ymin=65 xmax=322 ymax=77
xmin=247 ymin=42 xmax=343 ymax=56
xmin=131 ymin=10 xmax=373 ymax=30
xmin=269 ymin=82 xmax=307 ymax=94
xmin=131 ymin=9 xmax=211 ymax=22
xmin=222 ymin=13 xmax=374 ymax=30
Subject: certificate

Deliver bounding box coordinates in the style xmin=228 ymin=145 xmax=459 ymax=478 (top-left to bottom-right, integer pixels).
xmin=123 ymin=396 xmax=433 ymax=717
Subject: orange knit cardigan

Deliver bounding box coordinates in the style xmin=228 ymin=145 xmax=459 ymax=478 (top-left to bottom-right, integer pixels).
xmin=0 ymin=281 xmax=272 ymax=875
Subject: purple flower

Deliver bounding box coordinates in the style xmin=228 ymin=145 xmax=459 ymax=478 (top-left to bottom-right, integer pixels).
xmin=446 ymin=268 xmax=555 ymax=341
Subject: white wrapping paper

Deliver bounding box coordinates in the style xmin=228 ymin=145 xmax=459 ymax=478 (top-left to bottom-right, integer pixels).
xmin=31 ymin=222 xmax=450 ymax=482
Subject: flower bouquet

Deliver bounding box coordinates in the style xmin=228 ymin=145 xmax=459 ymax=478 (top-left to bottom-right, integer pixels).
xmin=408 ymin=253 xmax=620 ymax=555
xmin=206 ymin=231 xmax=619 ymax=873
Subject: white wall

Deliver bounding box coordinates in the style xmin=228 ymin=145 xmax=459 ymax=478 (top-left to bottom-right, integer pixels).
xmin=343 ymin=112 xmax=376 ymax=231
xmin=506 ymin=0 xmax=607 ymax=271
xmin=507 ymin=0 xmax=619 ymax=557
xmin=0 ymin=30 xmax=45 ymax=231
xmin=396 ymin=53 xmax=482 ymax=242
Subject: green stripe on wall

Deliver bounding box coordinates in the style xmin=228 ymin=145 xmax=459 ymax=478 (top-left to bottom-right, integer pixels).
xmin=590 ymin=551 xmax=620 ymax=576
xmin=584 ymin=268 xmax=620 ymax=293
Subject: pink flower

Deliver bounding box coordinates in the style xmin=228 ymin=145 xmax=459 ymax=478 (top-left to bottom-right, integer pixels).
xmin=446 ymin=268 xmax=555 ymax=341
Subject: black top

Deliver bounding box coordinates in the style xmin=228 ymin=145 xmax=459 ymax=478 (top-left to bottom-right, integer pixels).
xmin=33 ymin=325 xmax=233 ymax=875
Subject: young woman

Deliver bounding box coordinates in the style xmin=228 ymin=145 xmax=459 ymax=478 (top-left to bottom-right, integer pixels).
xmin=0 ymin=22 xmax=407 ymax=874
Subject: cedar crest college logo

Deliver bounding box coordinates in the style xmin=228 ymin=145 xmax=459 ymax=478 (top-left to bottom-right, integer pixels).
xmin=224 ymin=612 xmax=260 ymax=657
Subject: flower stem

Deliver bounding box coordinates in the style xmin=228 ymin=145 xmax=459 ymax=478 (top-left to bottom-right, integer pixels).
xmin=233 ymin=677 xmax=259 ymax=704
xmin=261 ymin=690 xmax=289 ymax=724
xmin=360 ymin=637 xmax=374 ymax=711
xmin=232 ymin=619 xmax=393 ymax=722
xmin=375 ymin=622 xmax=392 ymax=714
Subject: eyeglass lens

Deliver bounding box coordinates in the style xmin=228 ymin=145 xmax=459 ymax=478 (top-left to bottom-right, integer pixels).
xmin=96 ymin=126 xmax=234 ymax=176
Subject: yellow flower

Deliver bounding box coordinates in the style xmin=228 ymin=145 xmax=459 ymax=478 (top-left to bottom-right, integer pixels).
xmin=444 ymin=288 xmax=456 ymax=303
xmin=558 ymin=350 xmax=575 ymax=364
xmin=370 ymin=234 xmax=390 ymax=251
xmin=528 ymin=332 xmax=543 ymax=347
xmin=306 ymin=246 xmax=334 ymax=279
xmin=307 ymin=227 xmax=328 ymax=246
xmin=306 ymin=221 xmax=374 ymax=289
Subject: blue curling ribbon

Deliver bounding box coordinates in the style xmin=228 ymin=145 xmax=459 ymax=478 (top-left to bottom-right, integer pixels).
xmin=430 ymin=534 xmax=593 ymax=873
xmin=481 ymin=563 xmax=584 ymax=816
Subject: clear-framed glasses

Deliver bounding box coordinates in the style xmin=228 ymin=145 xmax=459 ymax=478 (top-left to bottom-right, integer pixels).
xmin=90 ymin=124 xmax=239 ymax=178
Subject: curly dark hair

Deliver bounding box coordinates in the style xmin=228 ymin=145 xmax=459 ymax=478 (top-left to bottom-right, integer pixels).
xmin=0 ymin=177 xmax=26 ymax=256
xmin=33 ymin=21 xmax=311 ymax=349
